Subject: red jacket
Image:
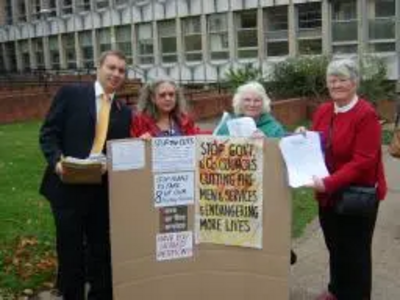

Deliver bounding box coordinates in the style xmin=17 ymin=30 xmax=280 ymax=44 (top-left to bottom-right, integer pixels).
xmin=131 ymin=112 xmax=200 ymax=137
xmin=312 ymin=99 xmax=387 ymax=206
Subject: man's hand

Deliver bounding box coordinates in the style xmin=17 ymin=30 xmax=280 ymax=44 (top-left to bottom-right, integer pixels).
xmin=101 ymin=162 xmax=107 ymax=175
xmin=55 ymin=161 xmax=64 ymax=176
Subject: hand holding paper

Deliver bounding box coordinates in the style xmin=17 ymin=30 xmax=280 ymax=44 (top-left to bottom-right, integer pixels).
xmin=279 ymin=131 xmax=329 ymax=188
xmin=60 ymin=154 xmax=106 ymax=184
xmin=227 ymin=117 xmax=258 ymax=137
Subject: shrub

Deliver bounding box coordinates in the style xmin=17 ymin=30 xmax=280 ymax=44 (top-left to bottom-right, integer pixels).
xmin=223 ymin=63 xmax=264 ymax=91
xmin=222 ymin=55 xmax=395 ymax=104
xmin=358 ymin=55 xmax=396 ymax=104
xmin=266 ymin=56 xmax=330 ymax=100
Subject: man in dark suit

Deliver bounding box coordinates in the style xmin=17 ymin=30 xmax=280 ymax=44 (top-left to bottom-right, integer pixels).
xmin=39 ymin=50 xmax=131 ymax=300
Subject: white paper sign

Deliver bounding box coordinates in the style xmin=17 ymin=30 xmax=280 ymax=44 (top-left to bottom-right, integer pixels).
xmin=154 ymin=172 xmax=194 ymax=207
xmin=110 ymin=140 xmax=145 ymax=171
xmin=279 ymin=131 xmax=329 ymax=188
xmin=227 ymin=117 xmax=258 ymax=137
xmin=152 ymin=136 xmax=196 ymax=172
xmin=156 ymin=231 xmax=193 ymax=261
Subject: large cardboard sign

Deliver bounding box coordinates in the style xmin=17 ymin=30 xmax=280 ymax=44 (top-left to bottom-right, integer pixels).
xmin=108 ymin=137 xmax=291 ymax=300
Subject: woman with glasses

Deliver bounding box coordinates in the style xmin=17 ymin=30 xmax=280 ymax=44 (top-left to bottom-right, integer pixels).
xmin=131 ymin=78 xmax=199 ymax=138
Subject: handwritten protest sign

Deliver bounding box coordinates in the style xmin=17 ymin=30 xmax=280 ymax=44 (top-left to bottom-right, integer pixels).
xmin=195 ymin=136 xmax=264 ymax=248
xmin=156 ymin=231 xmax=193 ymax=261
xmin=159 ymin=206 xmax=188 ymax=233
xmin=152 ymin=137 xmax=196 ymax=172
xmin=154 ymin=172 xmax=194 ymax=207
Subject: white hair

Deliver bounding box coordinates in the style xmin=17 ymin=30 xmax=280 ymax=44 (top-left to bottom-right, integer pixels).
xmin=232 ymin=81 xmax=271 ymax=115
xmin=326 ymin=58 xmax=359 ymax=84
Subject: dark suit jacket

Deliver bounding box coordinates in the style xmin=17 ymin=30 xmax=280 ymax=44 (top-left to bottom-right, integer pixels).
xmin=39 ymin=83 xmax=132 ymax=203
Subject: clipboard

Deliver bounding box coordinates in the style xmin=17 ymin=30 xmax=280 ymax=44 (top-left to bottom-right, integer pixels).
xmin=61 ymin=160 xmax=103 ymax=184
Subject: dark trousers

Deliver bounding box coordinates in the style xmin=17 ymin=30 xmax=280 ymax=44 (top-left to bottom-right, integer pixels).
xmin=319 ymin=204 xmax=379 ymax=300
xmin=51 ymin=185 xmax=113 ymax=300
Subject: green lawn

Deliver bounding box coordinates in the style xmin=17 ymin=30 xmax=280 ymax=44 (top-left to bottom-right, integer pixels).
xmin=0 ymin=122 xmax=56 ymax=297
xmin=0 ymin=121 xmax=317 ymax=296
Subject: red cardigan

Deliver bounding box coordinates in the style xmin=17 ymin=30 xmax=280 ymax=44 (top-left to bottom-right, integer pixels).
xmin=131 ymin=112 xmax=200 ymax=137
xmin=311 ymin=99 xmax=387 ymax=206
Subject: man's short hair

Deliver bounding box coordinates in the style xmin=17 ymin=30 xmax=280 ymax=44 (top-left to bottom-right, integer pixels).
xmin=98 ymin=50 xmax=126 ymax=66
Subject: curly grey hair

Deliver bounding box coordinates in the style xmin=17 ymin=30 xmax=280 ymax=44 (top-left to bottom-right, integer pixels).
xmin=326 ymin=58 xmax=359 ymax=84
xmin=232 ymin=81 xmax=271 ymax=115
xmin=137 ymin=78 xmax=188 ymax=120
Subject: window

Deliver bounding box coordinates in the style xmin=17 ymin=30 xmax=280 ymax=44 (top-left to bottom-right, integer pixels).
xmin=116 ymin=26 xmax=132 ymax=64
xmin=236 ymin=10 xmax=258 ymax=59
xmin=62 ymin=0 xmax=73 ymax=15
xmin=5 ymin=42 xmax=17 ymax=71
xmin=47 ymin=0 xmax=58 ymax=18
xmin=266 ymin=6 xmax=288 ymax=31
xmin=115 ymin=0 xmax=128 ymax=6
xmin=375 ymin=0 xmax=395 ymax=17
xmin=0 ymin=50 xmax=4 ymax=71
xmin=20 ymin=40 xmax=30 ymax=70
xmin=332 ymin=44 xmax=358 ymax=54
xmin=33 ymin=38 xmax=45 ymax=69
xmin=369 ymin=18 xmax=396 ymax=40
xmin=17 ymin=0 xmax=27 ymax=22
xmin=158 ymin=20 xmax=177 ymax=63
xmin=368 ymin=0 xmax=396 ymax=41
xmin=267 ymin=42 xmax=289 ymax=57
xmin=297 ymin=3 xmax=321 ymax=30
xmin=265 ymin=6 xmax=289 ymax=57
xmin=332 ymin=1 xmax=356 ymax=21
xmin=98 ymin=28 xmax=112 ymax=53
xmin=77 ymin=0 xmax=91 ymax=12
xmin=31 ymin=0 xmax=41 ymax=21
xmin=332 ymin=0 xmax=358 ymax=42
xmin=80 ymin=31 xmax=94 ymax=68
xmin=182 ymin=17 xmax=202 ymax=62
xmin=297 ymin=3 xmax=322 ymax=55
xmin=96 ymin=0 xmax=109 ymax=10
xmin=137 ymin=23 xmax=154 ymax=65
xmin=49 ymin=36 xmax=60 ymax=69
xmin=5 ymin=0 xmax=13 ymax=25
xmin=208 ymin=14 xmax=229 ymax=60
xmin=368 ymin=42 xmax=396 ymax=53
xmin=298 ymin=39 xmax=322 ymax=55
xmin=63 ymin=33 xmax=76 ymax=69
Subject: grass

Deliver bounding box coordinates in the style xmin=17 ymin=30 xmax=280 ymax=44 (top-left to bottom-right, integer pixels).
xmin=292 ymin=189 xmax=318 ymax=238
xmin=0 ymin=121 xmax=318 ymax=296
xmin=0 ymin=121 xmax=56 ymax=297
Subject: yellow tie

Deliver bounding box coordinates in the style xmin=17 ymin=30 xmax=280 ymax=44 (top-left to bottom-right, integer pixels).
xmin=91 ymin=94 xmax=111 ymax=154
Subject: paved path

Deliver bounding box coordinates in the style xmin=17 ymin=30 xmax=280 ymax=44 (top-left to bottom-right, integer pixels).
xmin=290 ymin=148 xmax=400 ymax=299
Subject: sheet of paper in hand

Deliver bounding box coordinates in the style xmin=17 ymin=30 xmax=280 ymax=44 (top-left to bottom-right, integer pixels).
xmin=227 ymin=117 xmax=257 ymax=137
xmin=279 ymin=131 xmax=329 ymax=188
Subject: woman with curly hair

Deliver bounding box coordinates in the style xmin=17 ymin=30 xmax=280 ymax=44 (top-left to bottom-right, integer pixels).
xmin=130 ymin=78 xmax=199 ymax=138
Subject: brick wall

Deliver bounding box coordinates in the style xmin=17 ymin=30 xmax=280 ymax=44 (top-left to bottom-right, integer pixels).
xmin=376 ymin=99 xmax=397 ymax=122
xmin=0 ymin=88 xmax=309 ymax=126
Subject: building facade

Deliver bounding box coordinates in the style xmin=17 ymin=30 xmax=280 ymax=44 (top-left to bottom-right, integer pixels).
xmin=0 ymin=0 xmax=399 ymax=82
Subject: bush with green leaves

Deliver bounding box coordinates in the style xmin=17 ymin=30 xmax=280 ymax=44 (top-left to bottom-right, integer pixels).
xmin=265 ymin=56 xmax=330 ymax=100
xmin=358 ymin=55 xmax=395 ymax=104
xmin=222 ymin=55 xmax=394 ymax=103
xmin=223 ymin=63 xmax=264 ymax=92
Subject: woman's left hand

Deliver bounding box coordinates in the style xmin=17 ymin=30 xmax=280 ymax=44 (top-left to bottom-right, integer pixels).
xmin=251 ymin=129 xmax=266 ymax=139
xmin=304 ymin=176 xmax=326 ymax=192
